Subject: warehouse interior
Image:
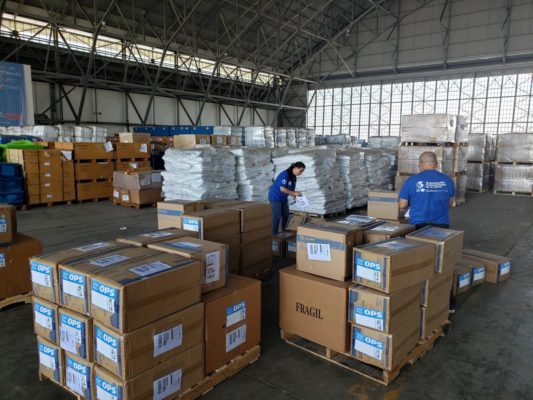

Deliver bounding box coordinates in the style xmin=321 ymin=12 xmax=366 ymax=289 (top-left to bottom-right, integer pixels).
xmin=0 ymin=1 xmax=532 ymax=399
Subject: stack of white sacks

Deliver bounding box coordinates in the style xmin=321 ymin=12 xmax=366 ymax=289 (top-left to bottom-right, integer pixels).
xmin=336 ymin=149 xmax=369 ymax=208
xmin=162 ymin=147 xmax=238 ymax=200
xmin=272 ymin=148 xmax=346 ymax=215
xmin=244 ymin=126 xmax=275 ymax=148
xmin=287 ymin=128 xmax=297 ymax=147
xmin=360 ymin=148 xmax=392 ymax=190
xmin=230 ymin=148 xmax=274 ymax=202
xmin=4 ymin=125 xmax=58 ymax=141
xmin=56 ymin=125 xmax=75 ymax=142
xmin=73 ymin=126 xmax=108 ymax=142
xmin=274 ymin=128 xmax=288 ymax=148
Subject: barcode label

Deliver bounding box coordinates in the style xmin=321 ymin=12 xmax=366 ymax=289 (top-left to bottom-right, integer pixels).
xmin=153 ymin=369 xmax=182 ymax=400
xmin=204 ymin=251 xmax=220 ymax=284
xmin=75 ymin=242 xmax=111 ymax=252
xmin=142 ymin=231 xmax=173 ymax=238
xmin=226 ymin=324 xmax=247 ymax=352
xmin=39 ymin=351 xmax=56 ymax=370
xmin=306 ymin=243 xmax=331 ymax=261
xmin=90 ymin=254 xmax=130 ymax=267
xmin=153 ymin=324 xmax=183 ymax=357
xmin=35 ymin=310 xmax=53 ymax=330
xmin=66 ymin=367 xmax=87 ymax=396
xmin=96 ymin=337 xmax=118 ymax=362
xmin=458 ymin=275 xmax=470 ymax=288
xmin=60 ymin=323 xmax=82 ymax=354
xmin=129 ymin=261 xmax=171 ymax=277
xmin=226 ymin=302 xmax=246 ymax=328
xmin=356 ymin=258 xmax=382 ymax=283
xmin=31 ymin=270 xmax=52 ymax=287
xmin=62 ymin=278 xmax=85 ymax=299
xmin=91 ymin=290 xmax=115 ymax=312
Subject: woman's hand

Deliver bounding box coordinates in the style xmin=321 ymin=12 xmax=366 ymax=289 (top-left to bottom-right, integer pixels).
xmin=293 ymin=191 xmax=302 ymax=197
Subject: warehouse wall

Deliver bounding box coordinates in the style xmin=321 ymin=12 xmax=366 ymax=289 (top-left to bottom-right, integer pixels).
xmin=32 ymin=81 xmax=278 ymax=134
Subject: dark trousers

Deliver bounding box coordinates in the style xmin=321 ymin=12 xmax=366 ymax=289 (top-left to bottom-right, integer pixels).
xmin=271 ymin=201 xmax=289 ymax=234
xmin=415 ymin=222 xmax=450 ymax=230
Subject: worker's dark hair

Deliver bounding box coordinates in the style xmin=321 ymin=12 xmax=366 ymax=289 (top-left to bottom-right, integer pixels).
xmin=286 ymin=161 xmax=306 ymax=178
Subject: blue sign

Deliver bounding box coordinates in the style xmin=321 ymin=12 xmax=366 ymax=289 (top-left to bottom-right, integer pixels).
xmin=0 ymin=61 xmax=26 ymax=126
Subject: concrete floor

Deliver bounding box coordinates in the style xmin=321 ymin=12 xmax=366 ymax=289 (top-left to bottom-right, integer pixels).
xmin=1 ymin=192 xmax=532 ymax=400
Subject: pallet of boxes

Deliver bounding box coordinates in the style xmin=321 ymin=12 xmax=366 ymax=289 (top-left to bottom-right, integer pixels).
xmin=279 ymin=216 xmax=465 ymax=385
xmin=395 ymin=114 xmax=468 ymax=206
xmin=115 ymin=132 xmax=151 ymax=172
xmin=493 ymin=133 xmax=533 ymax=196
xmin=32 ymin=227 xmax=261 ymax=399
xmin=465 ymin=133 xmax=496 ymax=193
xmin=112 ymin=170 xmax=163 ymax=209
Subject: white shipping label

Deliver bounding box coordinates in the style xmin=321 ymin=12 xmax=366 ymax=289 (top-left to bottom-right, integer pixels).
xmin=96 ymin=385 xmax=117 ymax=400
xmin=129 ymin=162 xmax=138 ymax=169
xmin=355 ymin=307 xmax=384 ymax=331
xmin=91 ymin=291 xmax=115 ymax=313
xmin=474 ymin=270 xmax=485 ymax=281
xmin=66 ymin=367 xmax=87 ymax=395
xmin=39 ymin=351 xmax=56 ymax=370
xmin=153 ymin=324 xmax=183 ymax=357
xmin=356 ymin=259 xmax=382 ymax=283
xmin=0 ymin=254 xmax=5 ymax=268
xmin=458 ymin=276 xmax=470 ymax=288
xmin=355 ymin=337 xmax=383 ymax=361
xmin=226 ymin=302 xmax=246 ymax=328
xmin=60 ymin=324 xmax=82 ymax=354
xmin=0 ymin=221 xmax=6 ymax=233
xmin=139 ymin=143 xmax=148 ymax=153
xmin=182 ymin=220 xmax=199 ymax=232
xmin=104 ymin=141 xmax=114 ymax=152
xmin=129 ymin=261 xmax=171 ymax=277
xmin=226 ymin=324 xmax=247 ymax=352
xmin=61 ymin=151 xmax=73 ymax=160
xmin=204 ymin=251 xmax=221 ymax=284
xmin=90 ymin=254 xmax=130 ymax=267
xmin=113 ymin=190 xmax=119 ymax=198
xmin=121 ymin=194 xmax=130 ymax=202
xmin=295 ymin=195 xmax=310 ymax=209
xmin=306 ymin=243 xmax=331 ymax=262
xmin=31 ymin=270 xmax=52 ymax=287
xmin=153 ymin=369 xmax=182 ymax=400
xmin=75 ymin=242 xmax=111 ymax=252
xmin=35 ymin=311 xmax=53 ymax=330
xmin=500 ymin=263 xmax=511 ymax=276
xmin=62 ymin=279 xmax=85 ymax=299
xmin=96 ymin=337 xmax=118 ymax=362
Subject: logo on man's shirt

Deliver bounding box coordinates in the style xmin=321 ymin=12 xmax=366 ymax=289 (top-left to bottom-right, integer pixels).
xmin=416 ymin=181 xmax=425 ymax=192
xmin=416 ymin=180 xmax=448 ymax=193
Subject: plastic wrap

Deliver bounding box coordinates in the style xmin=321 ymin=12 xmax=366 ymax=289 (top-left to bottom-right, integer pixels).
xmin=494 ymin=164 xmax=533 ymax=193
xmin=400 ymin=114 xmax=467 ymax=143
xmin=368 ymin=136 xmax=400 ymax=149
xmin=214 ymin=126 xmax=232 ymax=135
xmin=272 ymin=149 xmax=346 ymax=214
xmin=244 ymin=126 xmax=275 ymax=148
xmin=467 ymin=133 xmax=486 ymax=162
xmin=307 ymin=129 xmax=315 ymax=147
xmin=162 ymin=147 xmax=238 ymax=200
xmin=336 ymin=149 xmax=369 ymax=208
xmin=274 ymin=128 xmax=287 ymax=148
xmin=359 ymin=148 xmax=392 ymax=190
xmin=398 ymin=145 xmax=466 ymax=175
xmin=496 ymin=133 xmax=533 ymax=163
xmin=454 ymin=174 xmax=467 ymax=203
xmin=466 ymin=162 xmax=492 ymax=191
xmin=230 ymin=148 xmax=274 ymax=202
xmin=287 ymin=128 xmax=297 ymax=147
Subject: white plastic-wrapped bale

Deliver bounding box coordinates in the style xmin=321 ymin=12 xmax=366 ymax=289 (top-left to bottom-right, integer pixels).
xmin=274 ymin=128 xmax=287 ymax=148
xmin=272 ymin=149 xmax=346 ymax=215
xmin=368 ymin=136 xmax=401 ymax=149
xmin=296 ymin=129 xmax=308 ymax=147
xmin=24 ymin=126 xmax=59 ymax=142
xmin=162 ymin=147 xmax=238 ymax=200
xmin=244 ymin=126 xmax=274 ymax=148
xmin=467 ymin=133 xmax=487 ymax=162
xmin=400 ymin=114 xmax=466 ymax=143
xmin=230 ymin=148 xmax=274 ymax=202
xmin=496 ymin=133 xmax=533 ymax=163
xmin=336 ymin=149 xmax=369 ymax=209
xmin=454 ymin=174 xmax=467 ymax=204
xmin=398 ymin=145 xmax=467 ymax=175
xmin=214 ymin=126 xmax=232 ymax=135
xmin=466 ymin=162 xmax=492 ymax=192
xmin=89 ymin=126 xmax=108 ymax=142
xmin=56 ymin=125 xmax=74 ymax=142
xmin=360 ymin=148 xmax=392 ymax=190
xmin=231 ymin=126 xmax=243 ymax=146
xmin=307 ymin=129 xmax=315 ymax=147
xmin=494 ymin=164 xmax=533 ymax=193
xmin=287 ymin=128 xmax=297 ymax=147
xmin=325 ymin=134 xmax=350 ymax=145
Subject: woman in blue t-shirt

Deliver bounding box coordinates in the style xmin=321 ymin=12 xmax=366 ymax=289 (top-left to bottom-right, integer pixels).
xmin=268 ymin=161 xmax=306 ymax=234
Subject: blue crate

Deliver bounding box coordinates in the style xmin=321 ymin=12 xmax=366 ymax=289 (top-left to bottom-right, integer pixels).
xmin=0 ymin=163 xmax=23 ymax=178
xmin=0 ymin=177 xmax=24 ymax=192
xmin=0 ymin=191 xmax=25 ymax=205
xmin=170 ymin=125 xmax=192 ymax=135
xmin=191 ymin=126 xmax=214 ymax=134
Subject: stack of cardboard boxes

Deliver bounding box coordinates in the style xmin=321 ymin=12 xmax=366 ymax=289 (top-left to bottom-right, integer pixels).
xmin=112 ymin=170 xmax=163 ymax=207
xmin=72 ymin=143 xmax=115 ymax=201
xmin=33 ymin=229 xmax=261 ymax=399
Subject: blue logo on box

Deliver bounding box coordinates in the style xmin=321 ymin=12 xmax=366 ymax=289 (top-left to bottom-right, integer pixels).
xmin=356 ymin=332 xmax=384 ymax=349
xmin=35 ymin=303 xmax=53 ymax=317
xmin=92 ymin=280 xmax=117 ymax=299
xmin=95 ymin=326 xmax=118 ymax=348
xmin=31 ymin=262 xmax=51 ymax=274
xmin=61 ymin=314 xmax=82 ymax=330
xmin=355 ymin=306 xmax=383 ymax=320
xmin=226 ymin=301 xmax=246 ymax=316
xmin=356 ymin=258 xmax=382 ymax=271
xmin=96 ymin=375 xmax=120 ymax=398
xmin=62 ymin=270 xmax=84 ymax=285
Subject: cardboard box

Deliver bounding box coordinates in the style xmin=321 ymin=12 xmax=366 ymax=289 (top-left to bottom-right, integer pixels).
xmin=286 ymin=212 xmax=307 ymax=231
xmin=64 ymin=353 xmax=93 ymax=399
xmin=115 ymin=159 xmax=151 ymax=172
xmin=203 ymin=274 xmax=261 ymax=374
xmin=157 ymin=200 xmax=205 ymax=229
xmin=458 ymin=257 xmax=486 ymax=287
xmin=330 ymin=215 xmax=380 ymax=229
xmin=181 ymin=209 xmax=241 ymax=239
xmin=58 ymin=307 xmax=93 ymax=360
xmin=37 ymin=336 xmax=63 ymax=385
xmin=461 ymin=249 xmax=510 ymax=283
xmin=211 ymin=135 xmax=228 ymax=146
xmin=128 ymin=187 xmax=162 ymax=205
xmin=272 ymin=232 xmax=296 ymax=257
xmin=59 ymin=246 xmax=153 ymax=315
xmin=421 ymin=269 xmax=454 ymax=307
xmin=286 ymin=238 xmax=297 ymax=259
xmin=119 ymin=188 xmax=131 ymax=206
xmin=93 ymin=343 xmax=204 ymax=400
xmin=94 ymin=303 xmax=204 ymax=379
xmin=420 ymin=271 xmax=453 ymax=338
xmin=296 ymin=222 xmax=360 ymax=282
xmin=240 ymin=227 xmax=272 ymax=275
xmin=75 ymin=161 xmax=114 ymax=180
xmin=89 ymin=253 xmax=202 ymax=333
xmin=148 ymin=237 xmax=228 ymax=293
xmin=0 ymin=204 xmax=16 ymax=244
xmin=113 ymin=170 xmax=162 ymax=190
xmin=354 ymin=238 xmax=435 ymax=293
xmin=33 ymin=298 xmax=60 ymax=344
xmin=1 ymin=233 xmax=43 ymax=300
xmin=76 ymin=181 xmax=113 ymax=201
xmin=367 ymin=191 xmax=400 ymax=220
xmin=173 ymin=134 xmax=211 ymax=148
xmin=406 ymin=226 xmax=464 ymax=273
xmin=453 ymin=263 xmax=472 ymax=295
xmin=279 ymin=266 xmax=351 ymax=354
xmin=74 ymin=142 xmax=114 ymax=160
xmin=228 ymin=136 xmax=241 ymax=146
xmin=348 ymin=284 xmax=420 ymax=334
xmin=116 ymin=228 xmax=196 ymax=247
xmin=209 ymin=201 xmax=272 ymax=233
xmin=363 ymin=222 xmax=416 ymax=244
xmin=351 ymin=311 xmax=419 ymax=370
xmin=115 ymin=142 xmax=150 ymax=159
xmin=118 ymin=132 xmax=150 ymax=143
xmin=30 ymin=241 xmax=128 ymax=303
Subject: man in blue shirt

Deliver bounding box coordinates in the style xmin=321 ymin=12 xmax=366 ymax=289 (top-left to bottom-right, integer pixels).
xmin=399 ymin=151 xmax=455 ymax=229
xmin=268 ymin=162 xmax=305 ymax=234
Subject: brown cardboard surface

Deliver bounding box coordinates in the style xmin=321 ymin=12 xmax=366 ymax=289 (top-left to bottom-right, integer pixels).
xmin=58 ymin=307 xmax=93 ymax=361
xmin=272 ymin=232 xmax=296 ymax=257
xmin=157 ymin=200 xmax=204 ymax=230
xmin=461 ymin=249 xmax=510 ymax=283
xmin=203 ymin=274 xmax=261 ymax=374
xmin=421 ymin=269 xmax=454 ymax=307
xmin=113 ymin=171 xmax=162 ymax=190
xmin=354 ymin=238 xmax=435 ymax=294
xmin=406 ymin=226 xmax=464 ymax=273
xmin=76 ymin=181 xmax=113 ymax=200
xmin=173 ymin=135 xmax=211 ymax=148
xmin=74 ymin=143 xmax=114 ymax=160
xmin=128 ymin=187 xmax=162 ymax=205
xmin=94 ymin=303 xmax=204 ymax=379
xmin=115 ymin=143 xmax=150 ymax=159
xmin=286 ymin=213 xmax=308 ymax=231
xmin=33 ymin=297 xmax=60 ymax=344
xmin=280 ymin=266 xmax=351 ymax=354
xmin=116 ymin=228 xmax=196 ymax=247
xmin=420 ymin=272 xmax=453 ymax=338
xmin=181 ymin=209 xmax=241 ymax=239
xmin=0 ymin=204 xmax=15 ymax=244
xmin=148 ymin=237 xmax=228 ymax=294
xmin=363 ymin=222 xmax=416 ymax=244
xmin=348 ymin=284 xmax=420 ymax=334
xmin=296 ymin=222 xmax=359 ymax=281
xmin=118 ymin=132 xmax=150 ymax=143
xmin=367 ymin=190 xmax=400 ymax=220
xmin=93 ymin=343 xmax=204 ymax=400
xmin=75 ymin=161 xmax=114 ymax=180
xmin=453 ymin=263 xmax=472 ymax=295
xmin=209 ymin=202 xmax=272 ymax=233
xmin=89 ymin=253 xmax=202 ymax=333
xmin=37 ymin=336 xmax=63 ymax=385
xmin=1 ymin=233 xmax=43 ymax=300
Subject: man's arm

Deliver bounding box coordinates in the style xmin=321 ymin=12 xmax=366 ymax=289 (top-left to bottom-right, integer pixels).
xmin=449 ymin=197 xmax=455 ymax=206
xmin=399 ymin=198 xmax=409 ymax=217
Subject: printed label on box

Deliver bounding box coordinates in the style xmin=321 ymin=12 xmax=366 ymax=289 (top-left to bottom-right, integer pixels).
xmin=0 ymin=253 xmax=5 ymax=268
xmin=168 ymin=241 xmax=202 ymax=249
xmin=0 ymin=217 xmax=6 ymax=233
xmin=31 ymin=262 xmax=52 ymax=287
xmin=91 ymin=280 xmax=118 ymax=313
xmin=61 ymin=270 xmax=85 ymax=299
xmin=182 ymin=218 xmax=200 ymax=233
xmin=38 ymin=343 xmax=57 ymax=370
xmin=141 ymin=231 xmax=173 ymax=238
xmin=95 ymin=325 xmax=119 ymax=362
xmin=356 ymin=258 xmax=382 ymax=283
xmin=60 ymin=314 xmax=83 ymax=355
xmin=287 ymin=241 xmax=296 ymax=253
xmin=121 ymin=194 xmax=130 ymax=202
xmin=272 ymin=241 xmax=279 ymax=252
xmin=354 ymin=331 xmax=383 ymax=361
xmin=458 ymin=273 xmax=471 ymax=288
xmin=34 ymin=303 xmax=54 ymax=330
xmin=473 ymin=267 xmax=485 ymax=281
xmin=90 ymin=254 xmax=130 ymax=268
xmin=75 ymin=242 xmax=111 ymax=252
xmin=306 ymin=243 xmax=331 ymax=262
xmin=355 ymin=307 xmax=385 ymax=331
xmin=140 ymin=143 xmax=148 ymax=153
xmin=61 ymin=151 xmax=72 ymax=160
xmin=500 ymin=262 xmax=511 ymax=276
xmin=204 ymin=251 xmax=220 ymax=284
xmin=153 ymin=324 xmax=183 ymax=357
xmin=113 ymin=190 xmax=119 ymax=198
xmin=226 ymin=301 xmax=246 ymax=328
xmin=226 ymin=324 xmax=247 ymax=352
xmin=96 ymin=375 xmax=121 ymax=400
xmin=374 ymin=224 xmax=401 ymax=233
xmin=129 ymin=261 xmax=171 ymax=277
xmin=104 ymin=142 xmax=114 ymax=152
xmin=66 ymin=357 xmax=89 ymax=396
xmin=153 ymin=369 xmax=182 ymax=400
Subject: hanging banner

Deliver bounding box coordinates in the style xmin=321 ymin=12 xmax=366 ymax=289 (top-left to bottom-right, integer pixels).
xmin=0 ymin=61 xmax=26 ymax=125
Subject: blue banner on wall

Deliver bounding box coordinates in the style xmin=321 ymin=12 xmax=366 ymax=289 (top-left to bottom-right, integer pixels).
xmin=0 ymin=61 xmax=26 ymax=126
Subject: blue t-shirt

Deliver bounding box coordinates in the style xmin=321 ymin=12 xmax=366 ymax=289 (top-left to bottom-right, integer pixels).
xmin=399 ymin=170 xmax=455 ymax=225
xmin=268 ymin=170 xmax=296 ymax=203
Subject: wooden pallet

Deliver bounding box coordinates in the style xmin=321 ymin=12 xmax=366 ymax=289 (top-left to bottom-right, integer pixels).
xmin=493 ymin=190 xmax=533 ymax=197
xmin=0 ymin=292 xmax=32 ymax=311
xmin=281 ymin=322 xmax=449 ymax=386
xmin=24 ymin=201 xmax=74 ymax=209
xmin=176 ymin=346 xmax=260 ymax=400
xmin=39 ymin=373 xmax=82 ymax=400
xmin=114 ymin=202 xmax=157 ymax=210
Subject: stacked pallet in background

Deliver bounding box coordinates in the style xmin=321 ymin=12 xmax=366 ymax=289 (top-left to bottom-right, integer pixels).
xmin=396 ymin=114 xmax=468 ymax=206
xmin=115 ymin=139 xmax=151 ymax=171
xmin=112 ymin=170 xmax=163 ymax=208
xmin=466 ymin=133 xmax=496 ymax=193
xmin=72 ymin=143 xmax=114 ymax=201
xmin=493 ymin=133 xmax=533 ymax=196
